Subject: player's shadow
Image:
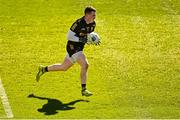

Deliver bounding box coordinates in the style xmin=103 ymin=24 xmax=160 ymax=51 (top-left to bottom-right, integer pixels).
xmin=28 ymin=94 xmax=89 ymax=115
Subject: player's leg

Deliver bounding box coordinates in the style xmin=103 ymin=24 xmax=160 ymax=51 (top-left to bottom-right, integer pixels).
xmin=77 ymin=53 xmax=88 ymax=85
xmin=76 ymin=52 xmax=93 ymax=96
xmin=36 ymin=57 xmax=73 ymax=81
xmin=47 ymin=57 xmax=73 ymax=71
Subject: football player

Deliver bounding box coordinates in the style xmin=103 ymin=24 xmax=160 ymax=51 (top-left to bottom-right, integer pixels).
xmin=36 ymin=6 xmax=99 ymax=97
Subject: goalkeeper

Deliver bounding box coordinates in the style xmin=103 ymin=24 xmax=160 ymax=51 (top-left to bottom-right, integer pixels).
xmin=36 ymin=6 xmax=99 ymax=97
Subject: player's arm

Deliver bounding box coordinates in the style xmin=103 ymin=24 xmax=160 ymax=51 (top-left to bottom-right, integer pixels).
xmin=67 ymin=29 xmax=89 ymax=43
xmin=67 ymin=30 xmax=79 ymax=42
xmin=67 ymin=20 xmax=88 ymax=43
xmin=67 ymin=20 xmax=83 ymax=42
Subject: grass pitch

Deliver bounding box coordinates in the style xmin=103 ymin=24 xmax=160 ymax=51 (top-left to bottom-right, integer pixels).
xmin=0 ymin=0 xmax=180 ymax=119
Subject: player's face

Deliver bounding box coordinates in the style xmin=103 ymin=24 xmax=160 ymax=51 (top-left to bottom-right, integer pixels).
xmin=87 ymin=11 xmax=96 ymax=22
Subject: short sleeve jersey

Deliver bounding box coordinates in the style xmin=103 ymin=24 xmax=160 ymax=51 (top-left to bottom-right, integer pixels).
xmin=66 ymin=17 xmax=96 ymax=57
xmin=70 ymin=16 xmax=96 ymax=38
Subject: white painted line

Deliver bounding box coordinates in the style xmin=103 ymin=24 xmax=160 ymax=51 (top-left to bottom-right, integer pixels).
xmin=0 ymin=79 xmax=14 ymax=118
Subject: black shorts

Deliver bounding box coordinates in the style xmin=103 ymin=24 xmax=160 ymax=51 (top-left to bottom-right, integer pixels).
xmin=66 ymin=41 xmax=85 ymax=57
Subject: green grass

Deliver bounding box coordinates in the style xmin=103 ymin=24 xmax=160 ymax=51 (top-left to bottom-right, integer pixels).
xmin=0 ymin=0 xmax=180 ymax=119
xmin=0 ymin=101 xmax=5 ymax=118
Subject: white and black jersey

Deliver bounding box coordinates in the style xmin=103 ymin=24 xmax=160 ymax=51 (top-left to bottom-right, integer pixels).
xmin=66 ymin=16 xmax=96 ymax=57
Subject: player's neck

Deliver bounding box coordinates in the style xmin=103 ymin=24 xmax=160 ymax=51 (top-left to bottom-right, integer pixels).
xmin=84 ymin=16 xmax=92 ymax=24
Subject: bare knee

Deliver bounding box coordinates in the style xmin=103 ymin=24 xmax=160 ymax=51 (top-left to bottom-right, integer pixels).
xmin=81 ymin=63 xmax=89 ymax=70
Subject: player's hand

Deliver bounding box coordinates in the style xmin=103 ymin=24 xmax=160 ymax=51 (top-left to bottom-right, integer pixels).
xmin=94 ymin=41 xmax=101 ymax=45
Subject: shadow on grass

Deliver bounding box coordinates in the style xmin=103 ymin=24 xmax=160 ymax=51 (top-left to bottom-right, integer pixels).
xmin=28 ymin=94 xmax=89 ymax=115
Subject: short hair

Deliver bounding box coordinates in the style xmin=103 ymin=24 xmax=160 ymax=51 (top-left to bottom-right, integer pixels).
xmin=84 ymin=6 xmax=96 ymax=14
